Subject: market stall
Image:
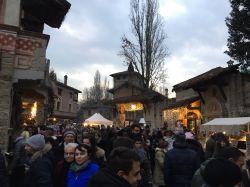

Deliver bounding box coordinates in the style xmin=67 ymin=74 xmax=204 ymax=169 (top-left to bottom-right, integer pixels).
xmin=200 ymin=117 xmax=250 ymax=155
xmin=200 ymin=117 xmax=250 ymax=134
xmin=83 ymin=113 xmax=113 ymax=127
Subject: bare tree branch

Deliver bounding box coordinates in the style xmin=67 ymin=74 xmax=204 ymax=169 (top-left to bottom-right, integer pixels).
xmin=119 ymin=0 xmax=169 ymax=89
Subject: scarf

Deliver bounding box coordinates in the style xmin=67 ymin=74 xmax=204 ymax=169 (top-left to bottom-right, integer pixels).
xmin=70 ymin=160 xmax=91 ymax=173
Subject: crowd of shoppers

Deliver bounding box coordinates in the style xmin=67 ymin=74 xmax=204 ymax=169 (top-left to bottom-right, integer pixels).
xmin=0 ymin=123 xmax=248 ymax=187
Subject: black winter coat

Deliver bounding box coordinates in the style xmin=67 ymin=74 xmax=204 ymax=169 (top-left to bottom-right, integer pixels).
xmin=164 ymin=142 xmax=200 ymax=187
xmin=0 ymin=150 xmax=9 ymax=187
xmin=10 ymin=137 xmax=27 ymax=170
xmin=23 ymin=145 xmax=55 ymax=187
xmin=53 ymin=159 xmax=70 ymax=187
xmin=88 ymin=168 xmax=132 ymax=187
xmin=186 ymin=139 xmax=205 ymax=163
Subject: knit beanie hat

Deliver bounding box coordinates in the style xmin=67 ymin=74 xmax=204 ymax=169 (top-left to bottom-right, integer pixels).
xmin=185 ymin=132 xmax=194 ymax=140
xmin=63 ymin=129 xmax=76 ymax=137
xmin=26 ymin=134 xmax=45 ymax=151
xmin=203 ymin=158 xmax=242 ymax=187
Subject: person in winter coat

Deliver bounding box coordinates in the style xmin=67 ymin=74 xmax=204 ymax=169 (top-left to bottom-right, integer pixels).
xmin=83 ymin=136 xmax=106 ymax=166
xmin=191 ymin=146 xmax=244 ymax=187
xmin=67 ymin=144 xmax=99 ymax=187
xmin=164 ymin=133 xmax=200 ymax=187
xmin=185 ymin=132 xmax=205 ymax=163
xmin=23 ymin=134 xmax=55 ymax=187
xmin=88 ymin=147 xmax=141 ymax=187
xmin=54 ymin=129 xmax=76 ymax=162
xmin=153 ymin=139 xmax=166 ymax=187
xmin=9 ymin=130 xmax=29 ymax=187
xmin=202 ymin=159 xmax=242 ymax=187
xmin=0 ymin=148 xmax=9 ymax=187
xmin=53 ymin=143 xmax=78 ymax=187
xmin=133 ymin=136 xmax=153 ymax=187
xmin=204 ymin=132 xmax=229 ymax=159
xmin=242 ymin=158 xmax=250 ymax=187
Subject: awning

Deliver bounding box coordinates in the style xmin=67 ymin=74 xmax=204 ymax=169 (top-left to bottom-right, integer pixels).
xmin=163 ymin=96 xmax=200 ymax=110
xmin=200 ymin=117 xmax=250 ymax=134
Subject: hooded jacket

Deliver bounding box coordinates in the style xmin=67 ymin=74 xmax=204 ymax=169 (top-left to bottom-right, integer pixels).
xmin=23 ymin=144 xmax=55 ymax=187
xmin=164 ymin=141 xmax=200 ymax=187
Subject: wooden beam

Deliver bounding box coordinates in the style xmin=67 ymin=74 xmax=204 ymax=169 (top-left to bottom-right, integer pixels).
xmin=216 ymin=84 xmax=227 ymax=101
xmin=197 ymin=91 xmax=205 ymax=104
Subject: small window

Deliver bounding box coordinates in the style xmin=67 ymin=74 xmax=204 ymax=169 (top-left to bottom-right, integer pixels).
xmin=58 ymin=88 xmax=62 ymax=96
xmin=56 ymin=102 xmax=61 ymax=111
xmin=73 ymin=93 xmax=78 ymax=101
xmin=70 ymin=92 xmax=73 ymax=99
xmin=69 ymin=104 xmax=72 ymax=112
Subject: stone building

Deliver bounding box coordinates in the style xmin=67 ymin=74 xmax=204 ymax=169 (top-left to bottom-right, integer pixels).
xmin=163 ymin=64 xmax=250 ymax=134
xmin=109 ymin=63 xmax=167 ymax=128
xmin=78 ymin=102 xmax=114 ymax=124
xmin=51 ymin=75 xmax=81 ymax=123
xmin=0 ymin=0 xmax=70 ymax=150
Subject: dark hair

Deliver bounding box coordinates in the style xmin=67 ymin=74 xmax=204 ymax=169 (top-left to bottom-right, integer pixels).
xmin=218 ymin=146 xmax=245 ymax=161
xmin=203 ymin=158 xmax=242 ymax=187
xmin=107 ymin=147 xmax=140 ymax=174
xmin=131 ymin=124 xmax=141 ymax=131
xmin=174 ymin=133 xmax=186 ymax=143
xmin=75 ymin=144 xmax=93 ymax=160
xmin=113 ymin=137 xmax=134 ymax=149
xmin=83 ymin=135 xmax=97 ymax=148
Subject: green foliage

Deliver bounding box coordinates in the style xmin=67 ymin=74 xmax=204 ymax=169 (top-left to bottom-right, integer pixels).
xmin=225 ymin=0 xmax=250 ymax=73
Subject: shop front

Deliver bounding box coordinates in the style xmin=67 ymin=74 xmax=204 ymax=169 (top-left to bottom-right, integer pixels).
xmin=163 ymin=97 xmax=201 ymax=136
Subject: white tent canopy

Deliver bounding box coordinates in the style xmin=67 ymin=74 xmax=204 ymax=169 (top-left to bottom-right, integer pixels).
xmin=139 ymin=118 xmax=146 ymax=124
xmin=84 ymin=113 xmax=113 ymax=127
xmin=200 ymin=117 xmax=250 ymax=134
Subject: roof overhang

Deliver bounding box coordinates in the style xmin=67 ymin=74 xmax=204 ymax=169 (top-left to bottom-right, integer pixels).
xmin=163 ymin=96 xmax=200 ymax=110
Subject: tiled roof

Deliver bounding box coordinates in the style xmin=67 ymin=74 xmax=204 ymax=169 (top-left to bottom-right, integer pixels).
xmin=173 ymin=64 xmax=239 ymax=91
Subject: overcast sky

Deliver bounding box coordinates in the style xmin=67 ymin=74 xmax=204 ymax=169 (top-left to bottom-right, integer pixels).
xmin=44 ymin=0 xmax=232 ymax=98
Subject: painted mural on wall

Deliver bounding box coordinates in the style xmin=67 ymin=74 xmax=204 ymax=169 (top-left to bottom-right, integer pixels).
xmin=0 ymin=31 xmax=43 ymax=69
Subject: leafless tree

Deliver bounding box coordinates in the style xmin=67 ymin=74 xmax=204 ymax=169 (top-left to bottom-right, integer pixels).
xmin=82 ymin=70 xmax=112 ymax=103
xmin=49 ymin=69 xmax=57 ymax=81
xmin=90 ymin=70 xmax=103 ymax=102
xmin=120 ymin=0 xmax=168 ymax=89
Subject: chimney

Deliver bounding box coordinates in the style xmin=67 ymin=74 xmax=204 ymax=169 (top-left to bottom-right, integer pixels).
xmin=165 ymin=88 xmax=168 ymax=98
xmin=64 ymin=75 xmax=68 ymax=85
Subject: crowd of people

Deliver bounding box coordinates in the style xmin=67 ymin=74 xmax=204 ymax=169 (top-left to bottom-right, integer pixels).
xmin=0 ymin=123 xmax=249 ymax=187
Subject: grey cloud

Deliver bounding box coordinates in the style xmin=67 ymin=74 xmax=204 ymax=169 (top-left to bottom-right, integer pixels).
xmin=44 ymin=0 xmax=233 ymax=91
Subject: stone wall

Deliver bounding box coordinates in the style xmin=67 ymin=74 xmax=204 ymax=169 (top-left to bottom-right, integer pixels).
xmin=175 ymin=88 xmax=198 ymax=101
xmin=201 ymin=72 xmax=250 ymax=122
xmin=0 ymin=50 xmax=15 ymax=151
